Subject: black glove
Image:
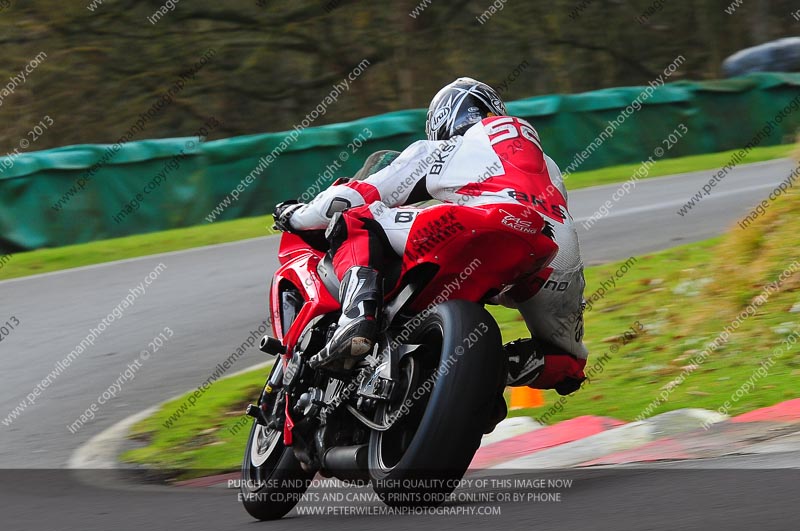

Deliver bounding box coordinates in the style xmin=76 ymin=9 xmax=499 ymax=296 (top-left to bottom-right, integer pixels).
xmin=272 ymin=200 xmax=305 ymax=233
xmin=554 ymin=376 xmax=586 ymax=396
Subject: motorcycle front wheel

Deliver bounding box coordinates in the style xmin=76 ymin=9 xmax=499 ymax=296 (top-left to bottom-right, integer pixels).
xmin=240 ymin=364 xmax=315 ymax=520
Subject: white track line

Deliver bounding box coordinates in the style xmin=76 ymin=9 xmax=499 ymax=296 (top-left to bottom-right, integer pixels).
xmin=0 ymin=234 xmax=278 ymax=286
xmin=572 ymin=181 xmax=779 ymax=223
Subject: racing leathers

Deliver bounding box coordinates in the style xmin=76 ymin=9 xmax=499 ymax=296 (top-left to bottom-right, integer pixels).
xmin=288 ymin=115 xmax=588 ymax=393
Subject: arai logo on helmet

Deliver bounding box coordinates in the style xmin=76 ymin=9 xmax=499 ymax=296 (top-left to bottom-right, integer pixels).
xmin=490 ymin=97 xmax=504 ymax=113
xmin=431 ymin=105 xmax=450 ymax=130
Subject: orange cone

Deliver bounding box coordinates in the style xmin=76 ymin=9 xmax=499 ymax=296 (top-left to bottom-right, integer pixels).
xmin=509 ymin=386 xmax=544 ymax=410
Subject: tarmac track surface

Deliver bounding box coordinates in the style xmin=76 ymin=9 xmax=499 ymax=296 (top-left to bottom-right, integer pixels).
xmin=1 ymin=159 xmax=798 ymax=530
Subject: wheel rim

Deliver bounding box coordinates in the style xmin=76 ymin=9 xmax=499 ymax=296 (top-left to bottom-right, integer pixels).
xmin=375 ymin=356 xmax=418 ymax=471
xmin=250 ymin=424 xmax=281 ymax=467
xmin=243 ymin=363 xmax=286 ymax=486
xmin=374 ymin=322 xmax=444 ymax=473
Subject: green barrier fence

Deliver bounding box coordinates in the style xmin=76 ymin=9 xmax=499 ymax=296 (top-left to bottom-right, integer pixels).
xmin=1 ymin=73 xmax=799 ymax=253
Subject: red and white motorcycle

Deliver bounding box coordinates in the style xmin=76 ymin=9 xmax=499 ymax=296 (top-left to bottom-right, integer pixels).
xmin=240 ymin=200 xmax=557 ymax=520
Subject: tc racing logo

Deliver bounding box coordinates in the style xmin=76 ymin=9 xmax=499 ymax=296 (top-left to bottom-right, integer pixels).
xmin=499 ymin=209 xmax=538 ymax=234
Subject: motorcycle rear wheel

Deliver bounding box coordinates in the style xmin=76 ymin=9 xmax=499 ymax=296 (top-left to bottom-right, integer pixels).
xmin=368 ymin=300 xmax=505 ymax=507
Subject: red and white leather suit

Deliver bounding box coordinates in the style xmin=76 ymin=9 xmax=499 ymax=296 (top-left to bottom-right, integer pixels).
xmin=291 ymin=116 xmax=588 ymax=388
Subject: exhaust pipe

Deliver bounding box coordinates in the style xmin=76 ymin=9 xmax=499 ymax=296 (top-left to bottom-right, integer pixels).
xmin=320 ymin=444 xmax=369 ymax=481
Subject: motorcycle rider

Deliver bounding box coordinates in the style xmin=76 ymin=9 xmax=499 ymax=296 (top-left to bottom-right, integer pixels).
xmin=274 ymin=77 xmax=588 ymax=395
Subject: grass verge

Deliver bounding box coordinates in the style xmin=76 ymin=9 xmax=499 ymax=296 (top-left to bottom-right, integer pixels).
xmin=1 ymin=143 xmax=794 ymax=281
xmin=123 ymin=370 xmax=268 ymax=476
xmin=0 ymin=215 xmax=275 ymax=281
xmin=121 ymin=170 xmax=800 ymax=477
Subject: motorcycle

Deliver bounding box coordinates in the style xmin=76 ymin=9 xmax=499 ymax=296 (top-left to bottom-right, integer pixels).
xmin=239 ymin=201 xmax=558 ymax=520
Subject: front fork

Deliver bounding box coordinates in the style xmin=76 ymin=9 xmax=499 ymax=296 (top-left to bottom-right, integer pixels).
xmin=245 ymin=355 xmax=287 ymax=432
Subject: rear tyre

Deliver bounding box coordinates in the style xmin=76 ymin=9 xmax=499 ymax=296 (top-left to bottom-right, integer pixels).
xmin=368 ymin=300 xmax=505 ymax=506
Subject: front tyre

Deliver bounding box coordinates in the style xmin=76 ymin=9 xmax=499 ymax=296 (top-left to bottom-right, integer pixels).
xmin=240 ymin=374 xmax=315 ymax=520
xmin=368 ymin=300 xmax=505 ymax=506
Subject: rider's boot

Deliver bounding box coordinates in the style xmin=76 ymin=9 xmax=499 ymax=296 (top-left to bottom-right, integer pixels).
xmin=505 ymin=337 xmax=587 ymax=396
xmin=505 ymin=338 xmax=547 ymax=387
xmin=309 ymin=266 xmax=382 ymax=369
